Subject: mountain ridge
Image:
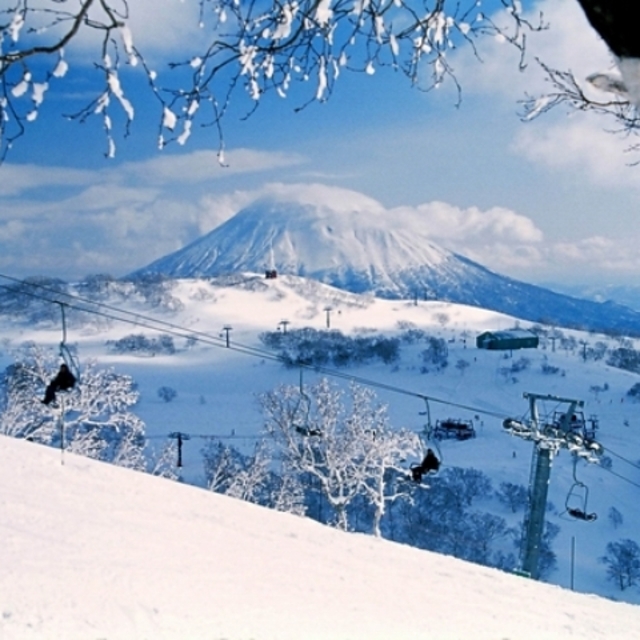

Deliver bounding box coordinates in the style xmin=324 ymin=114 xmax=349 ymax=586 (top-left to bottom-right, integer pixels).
xmin=133 ymin=197 xmax=640 ymax=336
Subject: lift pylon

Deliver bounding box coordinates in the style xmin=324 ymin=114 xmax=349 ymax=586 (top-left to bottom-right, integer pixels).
xmin=503 ymin=392 xmax=601 ymax=579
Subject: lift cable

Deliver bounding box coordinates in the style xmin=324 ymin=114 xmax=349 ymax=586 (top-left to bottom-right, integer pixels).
xmin=595 ymin=442 xmax=640 ymax=472
xmin=0 ymin=274 xmax=508 ymax=422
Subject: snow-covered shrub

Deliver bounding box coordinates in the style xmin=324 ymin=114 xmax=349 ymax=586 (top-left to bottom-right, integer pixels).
xmin=510 ymin=357 xmax=530 ymax=373
xmin=0 ymin=277 xmax=69 ymax=324
xmin=455 ymin=358 xmax=470 ymax=375
xmin=107 ymin=333 xmax=176 ymax=355
xmin=121 ymin=273 xmax=184 ymax=311
xmin=626 ymin=382 xmax=640 ymax=401
xmin=608 ymin=347 xmax=640 ymax=373
xmin=541 ymin=362 xmax=562 ymax=375
xmin=419 ymin=337 xmax=448 ymax=373
xmin=157 ymin=386 xmax=177 ymax=403
xmin=259 ymin=328 xmax=400 ymax=368
xmin=495 ymin=481 xmax=528 ymax=513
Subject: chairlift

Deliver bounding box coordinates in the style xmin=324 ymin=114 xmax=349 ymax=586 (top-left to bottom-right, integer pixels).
xmin=57 ymin=302 xmax=81 ymax=383
xmin=503 ymin=417 xmax=533 ymax=437
xmin=565 ymin=455 xmax=597 ymax=522
xmin=41 ymin=303 xmax=80 ymax=407
xmin=292 ymin=369 xmax=321 ymax=437
xmin=410 ymin=398 xmax=442 ymax=483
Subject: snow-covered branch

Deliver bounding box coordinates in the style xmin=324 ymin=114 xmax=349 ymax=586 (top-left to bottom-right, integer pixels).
xmin=0 ymin=0 xmax=541 ymax=160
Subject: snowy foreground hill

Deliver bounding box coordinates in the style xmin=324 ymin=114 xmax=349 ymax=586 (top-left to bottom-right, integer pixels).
xmin=2 ymin=434 xmax=640 ymax=640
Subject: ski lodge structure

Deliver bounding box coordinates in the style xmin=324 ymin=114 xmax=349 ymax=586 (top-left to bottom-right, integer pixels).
xmin=476 ymin=329 xmax=539 ymax=351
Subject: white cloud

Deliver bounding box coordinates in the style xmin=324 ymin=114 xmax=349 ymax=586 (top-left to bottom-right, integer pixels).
xmin=2 ymin=173 xmax=640 ymax=284
xmin=0 ymin=149 xmax=308 ymax=278
xmin=120 ymin=149 xmax=306 ymax=186
xmin=254 ymin=182 xmax=386 ymax=213
xmin=513 ymin=117 xmax=640 ymax=189
xmin=400 ymin=201 xmax=543 ymax=244
xmin=0 ymin=149 xmax=305 ymax=200
xmin=0 ymin=164 xmax=95 ymax=196
xmin=550 ymin=236 xmax=640 ymax=272
xmin=64 ymin=0 xmax=208 ymax=61
xmin=447 ymin=0 xmax=640 ymax=182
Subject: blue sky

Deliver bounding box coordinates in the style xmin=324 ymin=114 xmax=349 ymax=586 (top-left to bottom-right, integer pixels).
xmin=1 ymin=0 xmax=639 ymax=288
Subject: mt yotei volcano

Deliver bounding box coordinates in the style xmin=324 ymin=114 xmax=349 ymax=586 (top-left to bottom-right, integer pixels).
xmin=134 ymin=196 xmax=640 ymax=335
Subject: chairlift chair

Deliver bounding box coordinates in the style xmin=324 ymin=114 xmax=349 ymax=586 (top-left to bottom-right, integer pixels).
xmin=57 ymin=302 xmax=81 ymax=383
xmin=410 ymin=398 xmax=442 ymax=482
xmin=292 ymin=369 xmax=321 ymax=437
xmin=565 ymin=455 xmax=597 ymax=522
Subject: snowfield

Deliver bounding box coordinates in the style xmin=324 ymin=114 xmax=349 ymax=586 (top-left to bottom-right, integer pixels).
xmin=2 ymin=435 xmax=640 ymax=640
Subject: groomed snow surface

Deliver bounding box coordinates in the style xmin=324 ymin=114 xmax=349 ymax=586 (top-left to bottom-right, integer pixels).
xmin=2 ymin=435 xmax=640 ymax=640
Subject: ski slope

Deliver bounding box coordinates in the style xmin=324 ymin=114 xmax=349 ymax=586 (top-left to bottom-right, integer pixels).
xmin=2 ymin=435 xmax=640 ymax=640
xmin=2 ymin=273 xmax=640 ymax=638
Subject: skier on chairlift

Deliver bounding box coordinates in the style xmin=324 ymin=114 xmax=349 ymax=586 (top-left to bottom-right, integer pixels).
xmin=42 ymin=363 xmax=76 ymax=406
xmin=411 ymin=448 xmax=440 ymax=483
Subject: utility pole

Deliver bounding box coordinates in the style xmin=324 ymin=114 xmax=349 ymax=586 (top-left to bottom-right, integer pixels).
xmin=169 ymin=431 xmax=191 ymax=468
xmin=222 ymin=325 xmax=232 ymax=347
xmin=58 ymin=397 xmax=66 ymax=466
xmin=278 ymin=320 xmax=290 ymax=334
xmin=324 ymin=306 xmax=332 ymax=329
xmin=579 ymin=340 xmax=588 ymax=362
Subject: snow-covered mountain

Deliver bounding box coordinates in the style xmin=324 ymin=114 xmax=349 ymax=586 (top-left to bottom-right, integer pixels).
xmin=544 ymin=282 xmax=640 ymax=314
xmin=134 ymin=197 xmax=640 ymax=336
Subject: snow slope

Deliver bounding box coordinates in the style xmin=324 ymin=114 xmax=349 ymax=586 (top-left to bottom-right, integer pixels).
xmin=2 ymin=434 xmax=640 ymax=640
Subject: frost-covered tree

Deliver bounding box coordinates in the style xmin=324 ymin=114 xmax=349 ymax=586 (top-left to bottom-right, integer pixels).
xmin=202 ymin=439 xmax=306 ymax=514
xmin=149 ymin=439 xmax=180 ymax=480
xmin=608 ymin=506 xmax=624 ymax=530
xmin=419 ymin=336 xmax=448 ymax=373
xmin=390 ymin=467 xmax=515 ymax=570
xmin=496 ymin=481 xmax=528 ymax=513
xmin=0 ymin=1 xmax=543 ymax=160
xmin=438 ymin=467 xmax=493 ymax=511
xmin=261 ymin=377 xmax=418 ymax=532
xmin=599 ymin=539 xmax=640 ymax=591
xmin=346 ymin=384 xmax=421 ymax=536
xmin=0 ymin=344 xmax=146 ymax=469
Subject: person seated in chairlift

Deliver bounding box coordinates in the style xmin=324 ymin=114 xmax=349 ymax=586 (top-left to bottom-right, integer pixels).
xmin=42 ymin=363 xmax=76 ymax=406
xmin=567 ymin=507 xmax=597 ymax=521
xmin=411 ymin=448 xmax=440 ymax=483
